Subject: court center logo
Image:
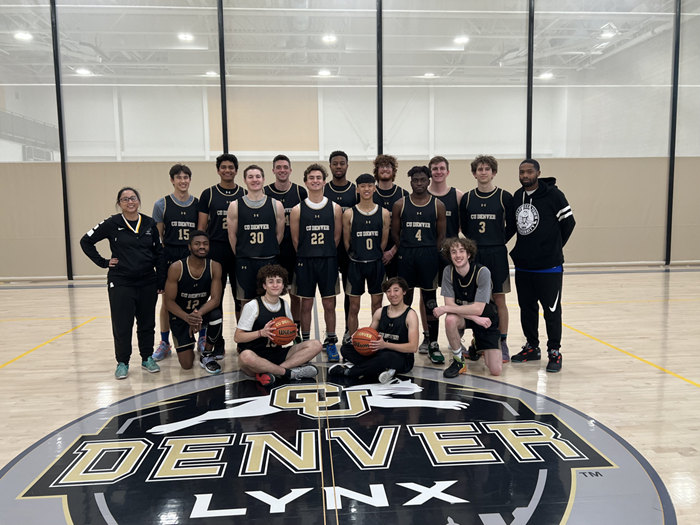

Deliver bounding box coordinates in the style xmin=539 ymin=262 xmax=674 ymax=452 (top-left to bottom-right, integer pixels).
xmin=4 ymin=374 xmax=674 ymax=525
xmin=516 ymin=203 xmax=539 ymax=235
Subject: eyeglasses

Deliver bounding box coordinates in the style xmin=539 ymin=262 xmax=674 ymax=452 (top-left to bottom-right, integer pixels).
xmin=119 ymin=196 xmax=139 ymax=203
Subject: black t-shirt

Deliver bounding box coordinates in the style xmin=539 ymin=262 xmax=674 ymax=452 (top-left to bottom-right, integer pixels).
xmin=198 ymin=184 xmax=246 ymax=243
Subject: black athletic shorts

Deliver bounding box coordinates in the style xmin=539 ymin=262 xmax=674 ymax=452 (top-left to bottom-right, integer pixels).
xmin=208 ymin=241 xmax=241 ymax=309
xmin=170 ymin=309 xmax=223 ymax=352
xmin=346 ymin=260 xmax=385 ymax=296
xmin=397 ymin=247 xmax=440 ymax=291
xmin=475 ymin=245 xmax=511 ymax=294
xmin=236 ymin=257 xmax=277 ymax=300
xmin=464 ymin=318 xmax=501 ymax=353
xmin=292 ymin=257 xmax=340 ymax=298
xmin=244 ymin=345 xmax=290 ymax=366
xmin=164 ymin=244 xmax=191 ymax=268
xmin=278 ymin=239 xmax=297 ymax=284
xmin=384 ymin=256 xmax=399 ymax=279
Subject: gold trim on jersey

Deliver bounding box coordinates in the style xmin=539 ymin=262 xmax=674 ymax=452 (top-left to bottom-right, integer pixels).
xmin=213 ymin=184 xmax=244 ymax=197
xmin=165 ymin=194 xmax=196 ymax=208
xmin=265 ymin=182 xmax=296 ymax=196
xmin=186 ymin=257 xmax=207 ymax=281
xmin=303 ymin=197 xmax=330 ymax=210
xmin=407 ymin=195 xmax=434 ymax=208
xmin=377 ymin=184 xmax=401 ymax=198
xmin=473 ymin=187 xmax=500 ymax=199
xmin=355 ymin=204 xmax=379 ymax=217
xmin=326 ymin=181 xmax=355 ymax=194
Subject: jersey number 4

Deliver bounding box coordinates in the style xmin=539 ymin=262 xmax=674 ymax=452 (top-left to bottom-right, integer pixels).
xmin=415 ymin=230 xmax=422 ymax=242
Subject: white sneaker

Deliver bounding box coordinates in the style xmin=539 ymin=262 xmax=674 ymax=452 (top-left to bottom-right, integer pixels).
xmin=378 ymin=368 xmax=396 ymax=384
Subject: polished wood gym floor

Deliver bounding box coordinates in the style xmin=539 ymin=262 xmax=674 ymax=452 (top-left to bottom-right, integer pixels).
xmin=0 ymin=267 xmax=698 ymax=524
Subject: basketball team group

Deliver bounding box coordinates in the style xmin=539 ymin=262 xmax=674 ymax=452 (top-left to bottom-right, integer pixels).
xmin=80 ymin=152 xmax=576 ymax=384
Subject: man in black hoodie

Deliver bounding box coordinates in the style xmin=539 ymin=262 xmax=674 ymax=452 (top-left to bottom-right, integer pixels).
xmin=510 ymin=160 xmax=575 ymax=372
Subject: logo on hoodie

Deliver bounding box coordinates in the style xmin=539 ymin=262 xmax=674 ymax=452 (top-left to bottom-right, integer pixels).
xmin=516 ymin=203 xmax=539 ymax=235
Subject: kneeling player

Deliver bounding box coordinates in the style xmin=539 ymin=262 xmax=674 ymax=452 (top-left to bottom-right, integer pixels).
xmin=234 ymin=265 xmax=323 ymax=386
xmin=330 ymin=277 xmax=419 ymax=384
xmin=163 ymin=230 xmax=223 ymax=374
xmin=434 ymin=237 xmax=502 ymax=377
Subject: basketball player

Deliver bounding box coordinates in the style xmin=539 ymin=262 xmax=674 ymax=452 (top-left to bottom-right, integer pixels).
xmin=162 ymin=231 xmax=223 ymax=374
xmin=330 ymin=276 xmax=418 ymax=384
xmin=343 ymin=173 xmax=391 ymax=337
xmin=459 ymin=155 xmax=515 ymax=363
xmin=510 ymin=159 xmax=575 ymax=373
xmin=234 ymin=264 xmax=322 ymax=386
xmin=265 ymin=154 xmax=308 ymax=340
xmin=227 ymin=165 xmax=284 ymax=306
xmin=417 ymin=156 xmax=463 ymax=355
xmin=197 ymin=153 xmax=246 ymax=359
xmin=324 ymin=150 xmax=358 ymax=345
xmin=434 ymin=237 xmax=502 ymax=377
xmin=391 ymin=165 xmax=447 ymax=365
xmin=290 ymin=163 xmax=343 ymax=361
xmin=372 ymin=154 xmax=408 ymax=279
xmin=152 ymin=164 xmax=198 ymax=361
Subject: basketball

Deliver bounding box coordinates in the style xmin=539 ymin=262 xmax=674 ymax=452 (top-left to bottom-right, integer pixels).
xmin=352 ymin=327 xmax=381 ymax=356
xmin=270 ymin=317 xmax=298 ymax=346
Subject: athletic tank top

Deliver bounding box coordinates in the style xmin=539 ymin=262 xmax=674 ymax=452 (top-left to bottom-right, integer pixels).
xmin=349 ymin=205 xmax=383 ymax=262
xmin=265 ymin=183 xmax=306 ymax=241
xmin=205 ymin=184 xmax=246 ymax=243
xmin=400 ymin=195 xmax=438 ymax=249
xmin=324 ymin=181 xmax=358 ymax=213
xmin=377 ymin=305 xmax=412 ymax=345
xmin=175 ymin=257 xmax=212 ymax=313
xmin=297 ymin=198 xmax=336 ymax=258
xmin=238 ymin=297 xmax=289 ymax=352
xmin=236 ymin=196 xmax=280 ymax=259
xmin=373 ymin=184 xmax=408 ymax=252
xmin=432 ymin=187 xmax=459 ymax=238
xmin=460 ymin=188 xmax=508 ymax=246
xmin=163 ymin=195 xmax=199 ymax=246
xmin=450 ymin=264 xmax=498 ymax=324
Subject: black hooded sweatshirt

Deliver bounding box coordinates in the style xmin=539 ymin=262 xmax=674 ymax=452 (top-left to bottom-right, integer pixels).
xmin=80 ymin=214 xmax=166 ymax=289
xmin=509 ymin=177 xmax=575 ymax=271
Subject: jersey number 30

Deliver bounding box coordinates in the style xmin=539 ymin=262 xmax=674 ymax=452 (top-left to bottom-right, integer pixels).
xmin=250 ymin=232 xmax=265 ymax=244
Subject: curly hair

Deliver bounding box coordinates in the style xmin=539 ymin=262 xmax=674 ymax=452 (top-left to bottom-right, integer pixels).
xmin=303 ymin=163 xmax=328 ymax=182
xmin=373 ymin=154 xmax=398 ymax=182
xmin=441 ymin=236 xmax=477 ymax=263
xmin=470 ymin=155 xmax=498 ymax=174
xmin=256 ymin=264 xmax=289 ymax=296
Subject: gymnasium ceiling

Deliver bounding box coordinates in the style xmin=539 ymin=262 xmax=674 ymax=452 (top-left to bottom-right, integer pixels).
xmin=0 ymin=0 xmax=696 ymax=86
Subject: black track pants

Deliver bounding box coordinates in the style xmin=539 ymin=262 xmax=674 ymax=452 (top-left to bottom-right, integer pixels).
xmin=515 ymin=270 xmax=563 ymax=351
xmin=108 ymin=283 xmax=158 ymax=364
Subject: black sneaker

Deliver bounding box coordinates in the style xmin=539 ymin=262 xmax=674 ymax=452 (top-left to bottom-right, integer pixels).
xmin=200 ymin=354 xmax=222 ymax=374
xmin=443 ymin=358 xmax=466 ymax=378
xmin=511 ymin=342 xmax=541 ymax=362
xmin=467 ymin=344 xmax=481 ymax=362
xmin=328 ymin=363 xmax=350 ymax=376
xmin=546 ymin=350 xmax=562 ymax=372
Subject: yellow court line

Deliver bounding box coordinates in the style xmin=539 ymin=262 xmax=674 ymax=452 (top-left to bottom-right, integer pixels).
xmin=0 ymin=317 xmax=97 ymax=370
xmin=563 ymin=322 xmax=700 ymax=389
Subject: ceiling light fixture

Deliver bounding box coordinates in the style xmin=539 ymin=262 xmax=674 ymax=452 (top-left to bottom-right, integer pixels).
xmin=75 ymin=68 xmax=93 ymax=76
xmin=454 ymin=36 xmax=469 ymax=44
xmin=318 ymin=69 xmax=332 ymax=76
xmin=322 ymin=35 xmax=337 ymax=43
xmin=424 ymin=72 xmax=435 ymax=78
xmin=600 ymin=31 xmax=616 ymax=39
xmin=539 ymin=71 xmax=553 ymax=79
xmin=178 ymin=33 xmax=194 ymax=41
xmin=14 ymin=32 xmax=33 ymax=41
xmin=205 ymin=71 xmax=218 ymax=76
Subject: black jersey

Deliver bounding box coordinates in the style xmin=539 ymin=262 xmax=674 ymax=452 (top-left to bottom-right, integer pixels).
xmin=175 ymin=257 xmax=213 ymax=314
xmin=324 ymin=181 xmax=358 ymax=213
xmin=238 ymin=297 xmax=289 ymax=352
xmin=373 ymin=184 xmax=408 ymax=251
xmin=449 ymin=264 xmax=498 ymax=324
xmin=400 ymin=196 xmax=438 ymax=249
xmin=265 ymin=183 xmax=307 ymax=241
xmin=163 ymin=195 xmax=199 ymax=246
xmin=349 ymin=205 xmax=383 ymax=262
xmin=236 ymin=196 xmax=280 ymax=259
xmin=198 ymin=184 xmax=246 ymax=243
xmin=460 ymin=187 xmax=514 ymax=247
xmin=377 ymin=305 xmax=412 ymax=345
xmin=297 ymin=198 xmax=336 ymax=258
xmin=432 ymin=187 xmax=460 ymax=238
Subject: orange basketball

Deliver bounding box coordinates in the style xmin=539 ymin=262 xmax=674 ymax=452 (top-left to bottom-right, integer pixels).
xmin=270 ymin=317 xmax=298 ymax=346
xmin=352 ymin=327 xmax=380 ymax=356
